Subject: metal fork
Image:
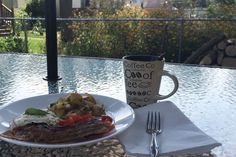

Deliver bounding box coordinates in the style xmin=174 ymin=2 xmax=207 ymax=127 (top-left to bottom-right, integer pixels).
xmin=146 ymin=111 xmax=161 ymax=157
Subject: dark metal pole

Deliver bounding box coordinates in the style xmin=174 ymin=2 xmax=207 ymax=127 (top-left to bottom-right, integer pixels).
xmin=44 ymin=0 xmax=61 ymax=81
xmin=11 ymin=3 xmax=15 ymax=35
xmin=0 ymin=0 xmax=2 ymax=24
xmin=177 ymin=19 xmax=184 ymax=63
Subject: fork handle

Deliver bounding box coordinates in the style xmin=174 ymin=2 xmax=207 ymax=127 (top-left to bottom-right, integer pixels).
xmin=150 ymin=132 xmax=159 ymax=157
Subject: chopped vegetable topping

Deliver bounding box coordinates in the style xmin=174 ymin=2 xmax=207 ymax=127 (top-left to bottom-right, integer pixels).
xmin=48 ymin=93 xmax=105 ymax=117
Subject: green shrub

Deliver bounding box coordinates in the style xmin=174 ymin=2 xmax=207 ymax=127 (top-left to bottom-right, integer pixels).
xmin=59 ymin=5 xmax=236 ymax=62
xmin=59 ymin=6 xmax=183 ymax=61
xmin=0 ymin=36 xmax=24 ymax=53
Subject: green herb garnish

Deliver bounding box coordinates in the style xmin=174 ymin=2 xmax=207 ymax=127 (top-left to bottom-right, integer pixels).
xmin=24 ymin=108 xmax=48 ymax=116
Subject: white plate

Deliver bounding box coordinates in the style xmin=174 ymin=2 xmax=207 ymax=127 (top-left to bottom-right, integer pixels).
xmin=0 ymin=93 xmax=135 ymax=148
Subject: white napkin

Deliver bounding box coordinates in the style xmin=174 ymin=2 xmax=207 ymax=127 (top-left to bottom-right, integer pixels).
xmin=118 ymin=101 xmax=221 ymax=156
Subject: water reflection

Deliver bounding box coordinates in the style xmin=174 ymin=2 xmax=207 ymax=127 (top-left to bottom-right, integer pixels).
xmin=0 ymin=54 xmax=49 ymax=104
xmin=48 ymin=81 xmax=59 ymax=94
xmin=58 ymin=57 xmax=125 ymax=100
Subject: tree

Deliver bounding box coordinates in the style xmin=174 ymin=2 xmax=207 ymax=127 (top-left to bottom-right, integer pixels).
xmin=25 ymin=0 xmax=45 ymax=17
xmin=24 ymin=0 xmax=45 ymax=28
xmin=212 ymin=0 xmax=235 ymax=5
xmin=172 ymin=0 xmax=209 ymax=9
xmin=207 ymin=0 xmax=236 ymax=18
xmin=89 ymin=0 xmax=126 ymax=11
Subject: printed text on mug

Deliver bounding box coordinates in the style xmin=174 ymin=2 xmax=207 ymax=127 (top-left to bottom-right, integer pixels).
xmin=124 ymin=70 xmax=154 ymax=79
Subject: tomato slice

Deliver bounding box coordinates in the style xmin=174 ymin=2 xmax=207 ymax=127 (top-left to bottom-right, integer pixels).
xmin=58 ymin=117 xmax=74 ymax=126
xmin=58 ymin=114 xmax=113 ymax=127
xmin=58 ymin=113 xmax=92 ymax=126
xmin=101 ymin=115 xmax=114 ymax=131
xmin=70 ymin=113 xmax=92 ymax=122
xmin=101 ymin=115 xmax=113 ymax=123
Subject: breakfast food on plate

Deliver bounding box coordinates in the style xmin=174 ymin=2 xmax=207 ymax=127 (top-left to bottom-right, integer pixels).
xmin=0 ymin=93 xmax=114 ymax=144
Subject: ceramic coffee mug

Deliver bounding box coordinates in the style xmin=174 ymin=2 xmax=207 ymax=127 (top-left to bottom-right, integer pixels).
xmin=123 ymin=55 xmax=179 ymax=108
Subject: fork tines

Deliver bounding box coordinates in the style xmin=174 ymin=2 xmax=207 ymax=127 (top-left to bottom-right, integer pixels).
xmin=146 ymin=111 xmax=161 ymax=133
xmin=146 ymin=111 xmax=161 ymax=157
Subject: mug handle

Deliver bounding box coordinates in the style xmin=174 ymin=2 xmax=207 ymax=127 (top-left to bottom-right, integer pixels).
xmin=155 ymin=70 xmax=179 ymax=100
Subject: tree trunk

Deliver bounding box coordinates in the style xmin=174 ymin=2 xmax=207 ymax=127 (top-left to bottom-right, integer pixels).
xmin=225 ymin=45 xmax=236 ymax=57
xmin=216 ymin=50 xmax=224 ymax=65
xmin=199 ymin=50 xmax=216 ymax=65
xmin=226 ymin=38 xmax=236 ymax=45
xmin=217 ymin=41 xmax=227 ymax=50
xmin=222 ymin=57 xmax=236 ymax=67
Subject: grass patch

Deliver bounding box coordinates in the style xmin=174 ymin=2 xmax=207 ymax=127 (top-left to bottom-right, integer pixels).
xmin=28 ymin=37 xmax=46 ymax=54
xmin=19 ymin=31 xmax=46 ymax=54
xmin=20 ymin=31 xmax=45 ymax=39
